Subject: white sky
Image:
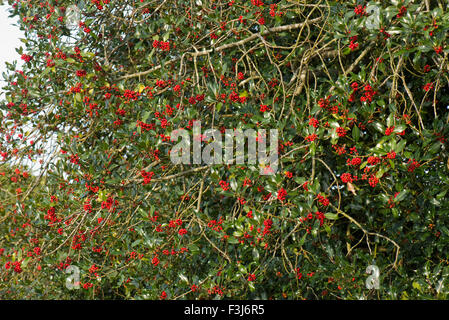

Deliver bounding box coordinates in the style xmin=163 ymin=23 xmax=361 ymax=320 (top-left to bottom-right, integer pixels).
xmin=0 ymin=4 xmax=24 ymax=95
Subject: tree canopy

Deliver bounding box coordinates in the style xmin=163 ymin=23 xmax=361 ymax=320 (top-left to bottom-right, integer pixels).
xmin=1 ymin=0 xmax=449 ymax=299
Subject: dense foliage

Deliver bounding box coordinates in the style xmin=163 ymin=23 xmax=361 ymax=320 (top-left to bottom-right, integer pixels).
xmin=1 ymin=0 xmax=449 ymax=300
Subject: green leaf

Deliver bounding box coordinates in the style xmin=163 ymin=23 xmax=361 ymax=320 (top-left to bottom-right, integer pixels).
xmin=227 ymin=237 xmax=239 ymax=244
xmin=352 ymin=125 xmax=360 ymax=142
xmin=324 ymin=213 xmax=338 ymax=220
xmin=179 ymin=274 xmax=189 ymax=284
xmin=412 ymin=281 xmax=422 ymax=293
xmin=394 ymin=190 xmax=407 ymax=202
xmin=189 ymin=244 xmax=200 ymax=253
xmin=395 ymin=139 xmax=406 ymax=153
xmin=372 ymin=122 xmax=385 ymax=133
xmin=298 ymin=232 xmax=307 ymax=246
